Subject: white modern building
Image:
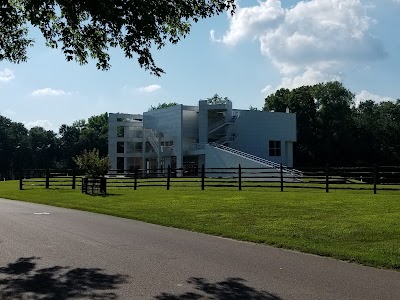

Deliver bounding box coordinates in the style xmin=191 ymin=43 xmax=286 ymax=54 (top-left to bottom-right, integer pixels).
xmin=108 ymin=99 xmax=298 ymax=178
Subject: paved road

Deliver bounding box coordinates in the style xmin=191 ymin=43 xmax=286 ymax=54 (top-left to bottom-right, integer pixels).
xmin=0 ymin=198 xmax=399 ymax=300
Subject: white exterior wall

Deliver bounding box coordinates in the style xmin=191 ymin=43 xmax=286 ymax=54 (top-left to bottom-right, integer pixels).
xmin=230 ymin=110 xmax=296 ymax=167
xmin=108 ymin=113 xmax=144 ymax=172
xmin=144 ymin=105 xmax=184 ymax=169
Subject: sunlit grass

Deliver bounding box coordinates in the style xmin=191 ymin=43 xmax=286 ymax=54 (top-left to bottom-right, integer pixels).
xmin=1 ymin=180 xmax=399 ymax=270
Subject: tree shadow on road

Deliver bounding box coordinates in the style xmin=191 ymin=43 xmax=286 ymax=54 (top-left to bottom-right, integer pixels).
xmin=0 ymin=257 xmax=128 ymax=299
xmin=155 ymin=277 xmax=282 ymax=300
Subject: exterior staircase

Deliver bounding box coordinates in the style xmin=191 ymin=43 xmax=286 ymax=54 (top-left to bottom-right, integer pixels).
xmin=209 ymin=143 xmax=303 ymax=178
xmin=208 ymin=114 xmax=239 ymax=134
xmin=145 ymin=128 xmax=160 ymax=156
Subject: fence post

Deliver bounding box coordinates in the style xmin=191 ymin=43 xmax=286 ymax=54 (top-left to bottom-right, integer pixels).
xmin=101 ymin=177 xmax=107 ymax=194
xmin=238 ymin=164 xmax=242 ymax=191
xmin=167 ymin=165 xmax=171 ymax=190
xmin=19 ymin=170 xmax=23 ymax=190
xmin=81 ymin=177 xmax=87 ymax=193
xmin=201 ymin=164 xmax=205 ymax=190
xmin=45 ymin=169 xmax=50 ymax=189
xmin=280 ymin=163 xmax=284 ymax=192
xmin=72 ymin=169 xmax=76 ymax=190
xmin=325 ymin=164 xmax=329 ymax=193
xmin=134 ymin=167 xmax=138 ymax=190
xmin=373 ymin=164 xmax=378 ymax=195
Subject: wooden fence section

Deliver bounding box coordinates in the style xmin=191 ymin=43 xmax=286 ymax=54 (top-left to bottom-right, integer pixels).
xmin=19 ymin=165 xmax=400 ymax=194
xmin=20 ymin=169 xmax=78 ymax=190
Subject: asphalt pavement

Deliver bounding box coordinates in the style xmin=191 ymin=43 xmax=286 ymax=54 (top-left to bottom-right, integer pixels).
xmin=0 ymin=198 xmax=399 ymax=300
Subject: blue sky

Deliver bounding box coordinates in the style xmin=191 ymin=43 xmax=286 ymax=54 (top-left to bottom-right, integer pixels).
xmin=0 ymin=0 xmax=399 ymax=132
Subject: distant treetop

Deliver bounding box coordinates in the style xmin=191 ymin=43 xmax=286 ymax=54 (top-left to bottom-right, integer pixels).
xmin=148 ymin=102 xmax=178 ymax=111
xmin=207 ymin=94 xmax=230 ymax=105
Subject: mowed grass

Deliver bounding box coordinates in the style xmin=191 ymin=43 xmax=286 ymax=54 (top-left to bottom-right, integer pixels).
xmin=1 ymin=180 xmax=400 ymax=270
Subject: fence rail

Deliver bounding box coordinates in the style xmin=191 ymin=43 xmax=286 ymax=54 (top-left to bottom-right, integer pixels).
xmin=18 ymin=165 xmax=400 ymax=194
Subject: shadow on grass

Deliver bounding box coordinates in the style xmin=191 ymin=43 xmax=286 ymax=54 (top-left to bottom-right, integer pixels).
xmin=155 ymin=277 xmax=281 ymax=300
xmin=0 ymin=257 xmax=128 ymax=299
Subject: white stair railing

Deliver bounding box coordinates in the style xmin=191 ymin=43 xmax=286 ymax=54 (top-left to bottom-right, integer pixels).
xmin=145 ymin=129 xmax=160 ymax=155
xmin=208 ymin=114 xmax=239 ymax=134
xmin=214 ymin=133 xmax=238 ymax=145
xmin=209 ymin=143 xmax=302 ymax=177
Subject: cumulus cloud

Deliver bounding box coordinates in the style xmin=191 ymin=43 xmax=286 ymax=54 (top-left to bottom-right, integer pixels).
xmin=355 ymin=90 xmax=396 ymax=106
xmin=0 ymin=69 xmax=15 ymax=82
xmin=25 ymin=120 xmax=55 ymax=131
xmin=214 ymin=0 xmax=386 ymax=93
xmin=31 ymin=88 xmax=76 ymax=97
xmin=211 ymin=0 xmax=284 ymax=45
xmin=137 ymin=84 xmax=161 ymax=93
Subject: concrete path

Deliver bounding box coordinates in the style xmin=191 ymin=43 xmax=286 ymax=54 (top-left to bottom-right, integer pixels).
xmin=0 ymin=198 xmax=399 ymax=300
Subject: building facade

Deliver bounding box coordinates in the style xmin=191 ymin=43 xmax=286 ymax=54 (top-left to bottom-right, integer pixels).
xmin=108 ymin=100 xmax=297 ymax=177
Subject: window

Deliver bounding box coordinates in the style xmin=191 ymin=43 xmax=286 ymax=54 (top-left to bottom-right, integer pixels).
xmin=269 ymin=140 xmax=281 ymax=156
xmin=135 ymin=142 xmax=143 ymax=152
xmin=117 ymin=126 xmax=124 ymax=137
xmin=117 ymin=157 xmax=124 ymax=173
xmin=135 ymin=129 xmax=143 ymax=138
xmin=117 ymin=142 xmax=124 ymax=153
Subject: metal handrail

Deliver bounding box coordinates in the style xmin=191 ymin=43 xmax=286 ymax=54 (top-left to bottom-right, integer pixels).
xmin=209 ymin=143 xmax=303 ymax=177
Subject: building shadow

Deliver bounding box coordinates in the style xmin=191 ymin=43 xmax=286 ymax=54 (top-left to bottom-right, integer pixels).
xmin=0 ymin=257 xmax=128 ymax=299
xmin=155 ymin=277 xmax=282 ymax=300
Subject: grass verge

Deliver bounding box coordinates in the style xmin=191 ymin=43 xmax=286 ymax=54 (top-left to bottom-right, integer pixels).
xmin=1 ymin=180 xmax=399 ymax=270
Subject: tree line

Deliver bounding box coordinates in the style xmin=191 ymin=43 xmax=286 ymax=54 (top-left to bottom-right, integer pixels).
xmin=264 ymin=81 xmax=400 ymax=167
xmin=0 ymin=113 xmax=108 ymax=179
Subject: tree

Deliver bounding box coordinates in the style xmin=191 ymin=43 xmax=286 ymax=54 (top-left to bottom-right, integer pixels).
xmin=248 ymin=105 xmax=259 ymax=111
xmin=207 ymin=94 xmax=229 ymax=105
xmin=58 ymin=113 xmax=109 ymax=168
xmin=264 ymin=86 xmax=318 ymax=166
xmin=28 ymin=126 xmax=58 ymax=169
xmin=264 ymin=82 xmax=356 ymax=166
xmin=73 ymin=148 xmax=109 ymax=178
xmin=1 ymin=0 xmax=235 ymax=76
xmin=0 ymin=116 xmax=29 ymax=178
xmin=148 ymin=102 xmax=178 ymax=111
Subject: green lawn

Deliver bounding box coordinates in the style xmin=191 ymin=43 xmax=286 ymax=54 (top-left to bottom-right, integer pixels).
xmin=1 ymin=180 xmax=400 ymax=270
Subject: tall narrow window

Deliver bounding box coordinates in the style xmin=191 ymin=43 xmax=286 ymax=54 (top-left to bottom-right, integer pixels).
xmin=269 ymin=141 xmax=281 ymax=156
xmin=117 ymin=157 xmax=124 ymax=173
xmin=117 ymin=142 xmax=124 ymax=153
xmin=117 ymin=126 xmax=124 ymax=137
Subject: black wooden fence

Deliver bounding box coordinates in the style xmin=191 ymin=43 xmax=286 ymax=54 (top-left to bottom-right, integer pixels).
xmin=19 ymin=165 xmax=400 ymax=194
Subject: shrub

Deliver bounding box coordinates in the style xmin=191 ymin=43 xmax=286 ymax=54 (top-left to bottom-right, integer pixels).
xmin=73 ymin=148 xmax=109 ymax=178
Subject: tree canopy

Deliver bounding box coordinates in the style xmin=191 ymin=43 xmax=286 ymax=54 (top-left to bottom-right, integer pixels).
xmin=207 ymin=93 xmax=229 ymax=105
xmin=148 ymin=102 xmax=178 ymax=111
xmin=0 ymin=0 xmax=235 ymax=76
xmin=264 ymin=81 xmax=400 ymax=167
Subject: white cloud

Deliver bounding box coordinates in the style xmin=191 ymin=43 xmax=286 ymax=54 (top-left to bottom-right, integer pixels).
xmin=215 ymin=0 xmax=386 ymax=94
xmin=137 ymin=84 xmax=162 ymax=93
xmin=211 ymin=0 xmax=284 ymax=45
xmin=355 ymin=90 xmax=395 ymax=106
xmin=0 ymin=69 xmax=15 ymax=83
xmin=25 ymin=120 xmax=55 ymax=131
xmin=31 ymin=88 xmax=76 ymax=97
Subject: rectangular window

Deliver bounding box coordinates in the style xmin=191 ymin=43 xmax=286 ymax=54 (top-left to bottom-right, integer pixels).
xmin=117 ymin=157 xmax=124 ymax=173
xmin=117 ymin=142 xmax=124 ymax=153
xmin=269 ymin=140 xmax=281 ymax=156
xmin=135 ymin=142 xmax=143 ymax=152
xmin=117 ymin=126 xmax=124 ymax=137
xmin=135 ymin=129 xmax=143 ymax=138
